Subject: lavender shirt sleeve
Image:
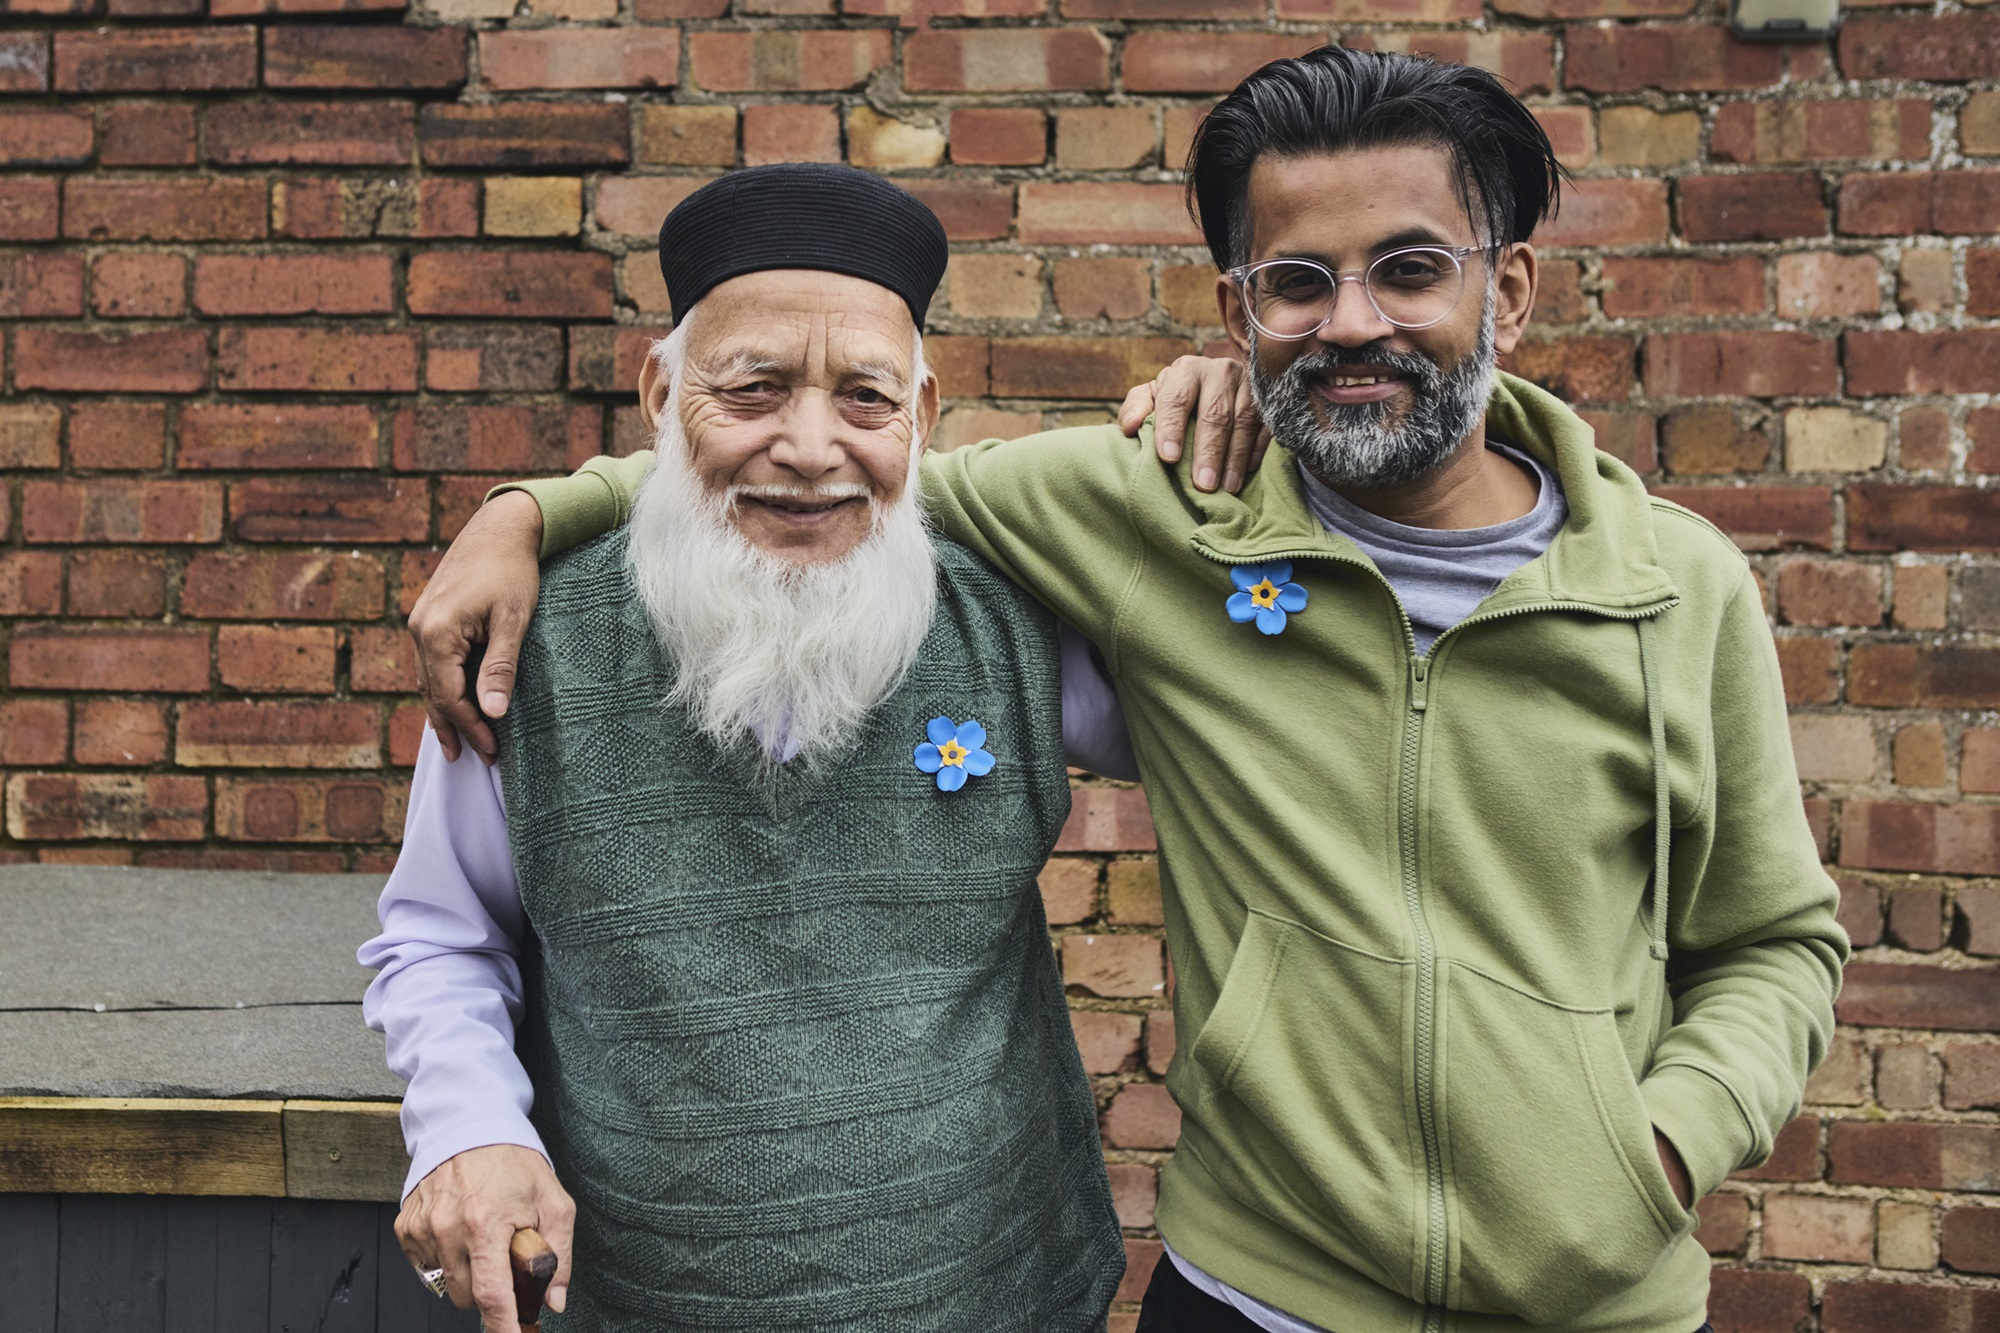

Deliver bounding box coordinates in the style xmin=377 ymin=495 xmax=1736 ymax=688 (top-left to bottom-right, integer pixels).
xmin=358 ymin=726 xmax=548 ymax=1200
xmin=361 ymin=633 xmax=1131 ymax=1201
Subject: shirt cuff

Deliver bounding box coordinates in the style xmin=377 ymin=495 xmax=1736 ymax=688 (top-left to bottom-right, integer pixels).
xmin=1639 ymin=1062 xmax=1755 ymax=1204
xmin=485 ymin=472 xmax=621 ymax=560
xmin=402 ymin=1114 xmax=551 ymax=1202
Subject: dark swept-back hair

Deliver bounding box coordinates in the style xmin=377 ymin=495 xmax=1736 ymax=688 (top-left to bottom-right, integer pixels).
xmin=1186 ymin=45 xmax=1567 ymax=270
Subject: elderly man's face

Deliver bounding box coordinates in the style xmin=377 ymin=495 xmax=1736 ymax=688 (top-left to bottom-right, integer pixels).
xmin=640 ymin=269 xmax=937 ymax=564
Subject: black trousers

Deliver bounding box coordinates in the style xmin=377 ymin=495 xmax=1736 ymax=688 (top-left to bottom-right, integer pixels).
xmin=1134 ymin=1252 xmax=1718 ymax=1333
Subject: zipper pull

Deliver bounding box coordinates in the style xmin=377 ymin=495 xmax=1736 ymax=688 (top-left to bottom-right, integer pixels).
xmin=1410 ymin=656 xmax=1430 ymax=712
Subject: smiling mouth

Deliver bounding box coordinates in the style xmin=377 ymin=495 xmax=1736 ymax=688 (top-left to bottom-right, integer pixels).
xmin=739 ymin=494 xmax=867 ymax=523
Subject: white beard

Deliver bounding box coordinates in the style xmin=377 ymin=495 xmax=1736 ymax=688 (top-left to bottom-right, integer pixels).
xmin=624 ymin=342 xmax=937 ymax=768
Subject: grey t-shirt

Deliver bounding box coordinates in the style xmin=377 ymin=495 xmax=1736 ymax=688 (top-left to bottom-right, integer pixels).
xmin=1298 ymin=443 xmax=1567 ymax=656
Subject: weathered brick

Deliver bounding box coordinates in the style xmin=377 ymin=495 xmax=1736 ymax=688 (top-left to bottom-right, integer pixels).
xmin=1808 ymin=1030 xmax=1871 ymax=1103
xmin=228 ymin=476 xmax=428 ymax=544
xmin=1053 ymin=106 xmax=1156 ymax=171
xmin=1647 ymin=486 xmax=1832 ymax=551
xmin=635 ymin=104 xmax=736 ymax=167
xmin=1829 ymin=1119 xmax=2000 ymax=1190
xmin=1693 ymin=1191 xmax=1749 ymax=1256
xmin=0 ymin=108 xmax=92 ymax=166
xmin=1562 ymin=24 xmax=1785 ymax=93
xmin=1642 ymin=332 xmax=1837 ymax=398
xmin=1784 ymin=407 xmax=1885 ymax=474
xmin=0 ymin=33 xmax=49 ymax=93
xmin=946 ymin=253 xmax=1044 ymax=320
xmin=1600 ymin=256 xmax=1763 ymax=319
xmin=1594 ymin=106 xmax=1698 ymax=167
xmin=847 ymin=105 xmax=945 ymax=171
xmin=1789 ymin=713 xmax=1875 ymax=783
xmin=177 ymin=701 xmax=378 ymax=769
xmin=1016 ymin=184 xmax=1198 ymax=246
xmin=1503 ymin=336 xmax=1636 ymax=407
xmin=903 ymin=181 xmax=1014 ymax=242
xmin=1352 ymin=31 xmax=1554 ymax=94
xmin=1875 ymin=1200 xmax=1936 ymax=1272
xmin=1121 ymin=32 xmax=1322 ymax=94
xmin=1535 ymin=179 xmax=1669 ymax=248
xmin=1713 ymin=99 xmax=1930 ymax=165
xmin=73 ymin=701 xmax=167 ymax=767
xmin=4 ymin=774 xmax=206 ymax=843
xmin=407 ymin=250 xmax=612 ymax=320
xmin=53 ymin=27 xmax=256 ymax=92
xmin=903 ymin=28 xmax=1107 ymax=93
xmin=392 ymin=405 xmax=597 ymax=473
xmin=949 ymin=107 xmax=1044 ymax=166
xmin=1037 ymin=858 xmax=1096 ymax=925
xmin=1841 ymin=171 xmax=2000 ymax=237
xmin=690 ymin=29 xmax=892 ymax=92
xmin=420 ymin=103 xmax=628 ymax=168
xmin=214 ymin=777 xmax=406 ymax=843
xmin=207 ymin=101 xmax=413 ymax=167
xmin=1704 ymin=1269 xmax=1810 ymax=1333
xmin=1837 ymin=13 xmax=2000 ymax=83
xmin=216 ymin=328 xmax=417 ymax=393
xmin=1945 ymin=1044 xmax=2000 ymax=1112
xmin=263 ymin=25 xmax=466 ymax=90
xmin=933 ymin=407 xmax=1042 ymax=453
xmin=1837 ymin=961 xmax=2000 ymax=1031
xmin=430 ymin=325 xmax=565 ymax=393
xmin=66 ymin=550 xmax=165 ymax=618
xmin=1762 ymin=1193 xmax=1874 ymax=1264
xmin=0 ymin=700 xmax=68 ymax=767
xmin=479 ymin=28 xmax=678 ymax=91
xmin=274 ymin=177 xmax=477 ymax=240
xmin=1053 ymin=258 xmax=1151 ymax=322
xmin=10 ymin=627 xmax=209 ymax=693
xmin=180 ymin=550 xmax=384 ymax=620
xmin=194 ymin=253 xmax=395 ymax=317
xmin=1964 ymin=887 xmax=2000 ymax=958
xmin=1101 ymin=1081 xmax=1180 ymax=1149
xmin=1115 ymin=1239 xmax=1162 ymax=1306
xmin=1851 ymin=643 xmax=2000 ymax=707
xmin=1777 ymin=559 xmax=1882 ymax=629
xmin=22 ymin=479 xmax=221 ymax=545
xmin=1892 ymin=721 xmax=1946 ymax=788
xmin=1107 ymin=1162 xmax=1156 ymax=1229
xmin=217 ymin=625 xmax=336 ymax=694
xmin=99 ymin=102 xmax=196 ymax=166
xmin=738 ymin=104 xmax=839 ymax=167
xmin=1847 ymin=330 xmax=2000 ymax=397
xmin=89 ymin=253 xmax=185 ymax=320
xmin=0 ymin=404 xmax=62 ymax=469
xmin=0 ymin=178 xmax=60 ymax=242
xmin=1775 ymin=252 xmax=1881 ymax=321
xmin=1677 ymin=174 xmax=1826 ymax=242
xmin=14 ymin=328 xmax=207 ymax=394
xmin=567 ymin=325 xmax=670 ymax=395
xmin=1850 ymin=486 xmax=2000 ymax=554
xmin=1068 ymin=1010 xmax=1139 ymax=1074
xmin=1890 ymin=564 xmax=1948 ymax=632
xmin=1056 ymin=787 xmax=1157 ymax=852
xmin=64 ymin=178 xmax=264 ymax=242
xmin=992 ymin=337 xmax=1195 ymax=401
xmin=483 ymin=176 xmax=582 ymax=237
xmin=180 ymin=404 xmax=378 ymax=471
xmin=0 ymin=553 xmax=63 ymax=617
xmin=1887 ymin=886 xmax=1947 ymax=953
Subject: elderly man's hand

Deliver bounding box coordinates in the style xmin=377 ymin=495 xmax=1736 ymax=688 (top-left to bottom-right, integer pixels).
xmin=1118 ymin=354 xmax=1270 ymax=494
xmin=395 ymin=1145 xmax=576 ymax=1330
xmin=408 ymin=490 xmax=544 ymax=764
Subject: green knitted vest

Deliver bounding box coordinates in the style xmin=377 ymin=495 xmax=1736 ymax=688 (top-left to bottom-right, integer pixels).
xmin=496 ymin=531 xmax=1125 ymax=1332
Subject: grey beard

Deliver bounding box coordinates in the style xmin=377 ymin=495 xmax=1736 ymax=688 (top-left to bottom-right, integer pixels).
xmin=1250 ymin=293 xmax=1498 ymax=491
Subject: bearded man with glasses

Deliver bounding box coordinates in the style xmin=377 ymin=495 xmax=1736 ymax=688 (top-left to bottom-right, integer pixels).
xmin=408 ymin=46 xmax=1845 ymax=1333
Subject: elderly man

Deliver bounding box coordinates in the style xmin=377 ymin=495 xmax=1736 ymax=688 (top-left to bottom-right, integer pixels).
xmin=420 ymin=48 xmax=1848 ymax=1333
xmin=362 ymin=165 xmax=1148 ymax=1331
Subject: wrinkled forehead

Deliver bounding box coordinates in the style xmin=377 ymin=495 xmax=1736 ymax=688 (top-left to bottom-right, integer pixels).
xmin=688 ymin=269 xmax=919 ymax=382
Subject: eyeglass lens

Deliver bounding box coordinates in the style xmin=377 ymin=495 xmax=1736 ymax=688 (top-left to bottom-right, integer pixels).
xmin=1243 ymin=249 xmax=1467 ymax=337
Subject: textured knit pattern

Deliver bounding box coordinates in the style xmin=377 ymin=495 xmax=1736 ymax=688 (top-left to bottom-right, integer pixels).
xmin=496 ymin=532 xmax=1124 ymax=1332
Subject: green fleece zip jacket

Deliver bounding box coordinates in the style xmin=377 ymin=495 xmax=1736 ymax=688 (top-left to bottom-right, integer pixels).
xmin=502 ymin=372 xmax=1846 ymax=1333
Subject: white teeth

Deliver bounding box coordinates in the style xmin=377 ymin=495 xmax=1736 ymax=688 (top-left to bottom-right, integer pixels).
xmin=1331 ymin=375 xmax=1387 ymax=387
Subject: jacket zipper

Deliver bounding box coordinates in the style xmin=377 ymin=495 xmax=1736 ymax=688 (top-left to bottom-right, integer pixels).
xmin=1198 ymin=546 xmax=1677 ymax=1333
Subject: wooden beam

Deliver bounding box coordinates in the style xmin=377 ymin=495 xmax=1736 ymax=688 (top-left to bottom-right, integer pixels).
xmin=0 ymin=1098 xmax=286 ymax=1197
xmin=282 ymin=1101 xmax=408 ymax=1202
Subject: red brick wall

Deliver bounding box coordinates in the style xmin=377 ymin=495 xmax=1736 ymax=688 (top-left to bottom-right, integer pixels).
xmin=2 ymin=3 xmax=1997 ymax=1327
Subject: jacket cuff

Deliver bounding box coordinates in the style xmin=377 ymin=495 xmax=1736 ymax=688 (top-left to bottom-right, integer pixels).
xmin=1640 ymin=1063 xmax=1755 ymax=1203
xmin=485 ymin=472 xmax=620 ymax=560
xmin=401 ymin=1115 xmax=551 ymax=1202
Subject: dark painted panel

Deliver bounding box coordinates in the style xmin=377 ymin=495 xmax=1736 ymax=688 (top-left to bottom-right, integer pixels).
xmin=162 ymin=1196 xmax=221 ymax=1333
xmin=0 ymin=1195 xmax=60 ymax=1333
xmin=270 ymin=1200 xmax=379 ymax=1333
xmin=215 ymin=1197 xmax=276 ymax=1330
xmin=58 ymin=1195 xmax=168 ymax=1332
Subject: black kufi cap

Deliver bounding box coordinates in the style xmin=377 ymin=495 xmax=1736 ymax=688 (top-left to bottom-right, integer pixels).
xmin=657 ymin=163 xmax=949 ymax=325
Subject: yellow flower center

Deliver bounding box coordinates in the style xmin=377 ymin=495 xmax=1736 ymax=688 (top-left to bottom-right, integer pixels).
xmin=1249 ymin=579 xmax=1279 ymax=609
xmin=938 ymin=739 xmax=968 ymax=767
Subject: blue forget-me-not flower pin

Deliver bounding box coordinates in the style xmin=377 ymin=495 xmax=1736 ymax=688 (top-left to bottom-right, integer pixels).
xmin=1226 ymin=561 xmax=1308 ymax=636
xmin=914 ymin=716 xmax=995 ymax=792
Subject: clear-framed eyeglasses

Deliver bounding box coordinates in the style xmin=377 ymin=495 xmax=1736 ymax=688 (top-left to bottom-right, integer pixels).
xmin=1228 ymin=246 xmax=1487 ymax=339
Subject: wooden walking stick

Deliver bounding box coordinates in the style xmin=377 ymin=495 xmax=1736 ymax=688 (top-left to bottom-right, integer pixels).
xmin=509 ymin=1228 xmax=559 ymax=1332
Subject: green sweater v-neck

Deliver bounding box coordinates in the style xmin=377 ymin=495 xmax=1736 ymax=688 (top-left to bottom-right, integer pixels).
xmin=506 ymin=372 xmax=1846 ymax=1333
